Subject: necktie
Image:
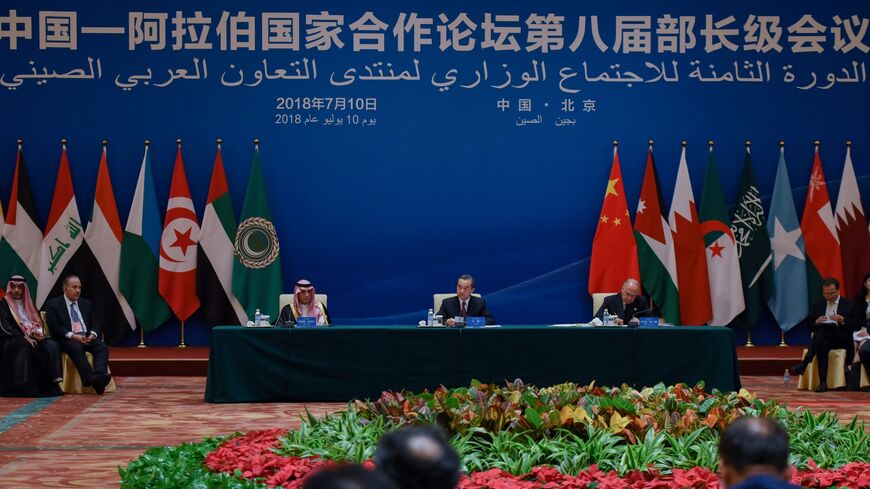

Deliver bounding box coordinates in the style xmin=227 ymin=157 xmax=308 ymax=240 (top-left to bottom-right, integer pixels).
xmin=460 ymin=300 xmax=467 ymax=317
xmin=70 ymin=303 xmax=85 ymax=334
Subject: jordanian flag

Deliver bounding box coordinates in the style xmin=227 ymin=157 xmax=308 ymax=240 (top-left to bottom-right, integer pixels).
xmin=633 ymin=146 xmax=680 ymax=325
xmin=232 ymin=144 xmax=283 ymax=320
xmin=198 ymin=143 xmax=247 ymax=325
xmin=730 ymin=146 xmax=773 ymax=332
xmin=0 ymin=143 xmax=41 ymax=301
xmin=120 ymin=143 xmax=172 ymax=332
xmin=36 ymin=143 xmax=84 ymax=307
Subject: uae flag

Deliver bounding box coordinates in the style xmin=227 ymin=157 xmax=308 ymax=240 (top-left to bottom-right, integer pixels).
xmin=668 ymin=144 xmax=712 ymax=325
xmin=834 ymin=144 xmax=870 ymax=298
xmin=36 ymin=142 xmax=84 ymax=308
xmin=634 ymin=145 xmax=680 ymax=325
xmin=232 ymin=143 xmax=283 ymax=320
xmin=698 ymin=146 xmax=744 ymax=326
xmin=800 ymin=145 xmax=843 ymax=302
xmin=198 ymin=143 xmax=246 ymax=325
xmin=588 ymin=145 xmax=639 ymax=295
xmin=80 ymin=143 xmax=136 ymax=343
xmin=0 ymin=143 xmax=41 ymax=301
xmin=120 ymin=143 xmax=172 ymax=332
xmin=730 ymin=146 xmax=773 ymax=332
xmin=158 ymin=144 xmax=201 ymax=322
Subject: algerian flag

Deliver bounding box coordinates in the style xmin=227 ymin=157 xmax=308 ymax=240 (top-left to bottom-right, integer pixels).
xmin=0 ymin=143 xmax=41 ymax=300
xmin=198 ymin=142 xmax=247 ymax=325
xmin=730 ymin=146 xmax=773 ymax=332
xmin=699 ymin=146 xmax=744 ymax=326
xmin=119 ymin=143 xmax=172 ymax=332
xmin=232 ymin=143 xmax=283 ymax=320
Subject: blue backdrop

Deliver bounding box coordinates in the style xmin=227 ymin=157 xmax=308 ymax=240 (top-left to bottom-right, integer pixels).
xmin=1 ymin=1 xmax=868 ymax=346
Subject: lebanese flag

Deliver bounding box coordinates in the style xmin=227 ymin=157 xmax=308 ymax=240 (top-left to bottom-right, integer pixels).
xmin=36 ymin=143 xmax=84 ymax=307
xmin=80 ymin=144 xmax=136 ymax=342
xmin=800 ymin=145 xmax=844 ymax=301
xmin=668 ymin=144 xmax=712 ymax=325
xmin=588 ymin=146 xmax=639 ymax=295
xmin=158 ymin=144 xmax=201 ymax=322
xmin=834 ymin=144 xmax=870 ymax=298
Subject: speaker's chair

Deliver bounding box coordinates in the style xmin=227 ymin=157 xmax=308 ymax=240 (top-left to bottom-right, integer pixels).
xmin=797 ymin=349 xmax=870 ymax=390
xmin=592 ymin=293 xmax=616 ymax=318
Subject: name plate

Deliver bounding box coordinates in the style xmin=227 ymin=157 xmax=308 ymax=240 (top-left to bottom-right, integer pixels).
xmin=467 ymin=316 xmax=486 ymax=327
xmin=639 ymin=317 xmax=660 ymax=328
xmin=295 ymin=317 xmax=317 ymax=328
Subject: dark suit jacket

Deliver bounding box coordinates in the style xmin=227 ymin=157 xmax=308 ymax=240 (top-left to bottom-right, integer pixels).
xmin=44 ymin=296 xmax=101 ymax=339
xmin=809 ymin=296 xmax=856 ymax=336
xmin=437 ymin=296 xmax=495 ymax=325
xmin=849 ymin=297 xmax=870 ymax=331
xmin=595 ymin=294 xmax=650 ymax=322
xmin=730 ymin=474 xmax=801 ymax=489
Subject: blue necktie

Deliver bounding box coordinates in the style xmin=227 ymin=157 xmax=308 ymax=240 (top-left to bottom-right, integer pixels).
xmin=70 ymin=303 xmax=86 ymax=333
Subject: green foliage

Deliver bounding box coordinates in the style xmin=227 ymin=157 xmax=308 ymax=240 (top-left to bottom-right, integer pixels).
xmin=119 ymin=435 xmax=267 ymax=489
xmin=276 ymin=406 xmax=388 ymax=462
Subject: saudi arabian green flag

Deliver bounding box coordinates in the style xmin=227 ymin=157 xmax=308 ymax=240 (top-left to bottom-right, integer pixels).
xmin=119 ymin=145 xmax=172 ymax=332
xmin=232 ymin=147 xmax=283 ymax=320
xmin=730 ymin=149 xmax=773 ymax=332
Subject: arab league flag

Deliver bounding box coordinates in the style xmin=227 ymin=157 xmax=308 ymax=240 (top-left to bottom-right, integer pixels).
xmin=198 ymin=143 xmax=247 ymax=325
xmin=800 ymin=145 xmax=844 ymax=303
xmin=633 ymin=146 xmax=680 ymax=325
xmin=588 ymin=145 xmax=639 ymax=295
xmin=834 ymin=144 xmax=870 ymax=298
xmin=699 ymin=146 xmax=744 ymax=326
xmin=730 ymin=146 xmax=773 ymax=332
xmin=232 ymin=145 xmax=283 ymax=320
xmin=668 ymin=144 xmax=712 ymax=325
xmin=81 ymin=143 xmax=136 ymax=342
xmin=159 ymin=144 xmax=200 ymax=322
xmin=0 ymin=144 xmax=41 ymax=301
xmin=767 ymin=147 xmax=808 ymax=332
xmin=120 ymin=144 xmax=172 ymax=332
xmin=36 ymin=143 xmax=84 ymax=308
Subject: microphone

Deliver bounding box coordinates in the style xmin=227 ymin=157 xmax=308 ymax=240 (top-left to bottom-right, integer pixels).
xmin=628 ymin=308 xmax=653 ymax=327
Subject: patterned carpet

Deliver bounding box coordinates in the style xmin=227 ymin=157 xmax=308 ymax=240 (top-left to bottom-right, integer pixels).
xmin=0 ymin=376 xmax=865 ymax=488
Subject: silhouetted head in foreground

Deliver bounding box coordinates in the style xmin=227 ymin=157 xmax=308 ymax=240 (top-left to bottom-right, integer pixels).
xmin=719 ymin=417 xmax=799 ymax=488
xmin=375 ymin=426 xmax=461 ymax=489
xmin=303 ymin=463 xmax=397 ymax=489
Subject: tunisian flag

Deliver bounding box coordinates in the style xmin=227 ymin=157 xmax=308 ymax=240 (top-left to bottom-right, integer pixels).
xmin=158 ymin=143 xmax=201 ymax=322
xmin=800 ymin=145 xmax=843 ymax=301
xmin=668 ymin=144 xmax=712 ymax=325
xmin=588 ymin=145 xmax=639 ymax=295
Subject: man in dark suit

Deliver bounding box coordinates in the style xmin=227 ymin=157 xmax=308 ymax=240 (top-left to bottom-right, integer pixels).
xmin=791 ymin=277 xmax=856 ymax=392
xmin=718 ymin=417 xmax=800 ymax=488
xmin=45 ymin=275 xmax=111 ymax=394
xmin=594 ymin=278 xmax=650 ymax=325
xmin=437 ymin=274 xmax=496 ymax=326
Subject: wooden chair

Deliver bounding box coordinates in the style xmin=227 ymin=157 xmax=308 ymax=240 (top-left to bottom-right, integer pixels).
xmin=41 ymin=311 xmax=116 ymax=394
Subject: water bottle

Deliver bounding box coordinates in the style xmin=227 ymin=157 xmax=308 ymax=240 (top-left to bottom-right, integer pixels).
xmin=427 ymin=308 xmax=434 ymax=326
xmin=783 ymin=369 xmax=790 ymax=387
xmin=603 ymin=308 xmax=610 ymax=326
xmin=254 ymin=308 xmax=262 ymax=326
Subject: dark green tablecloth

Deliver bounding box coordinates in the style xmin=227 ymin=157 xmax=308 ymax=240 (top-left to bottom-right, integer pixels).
xmin=204 ymin=325 xmax=740 ymax=403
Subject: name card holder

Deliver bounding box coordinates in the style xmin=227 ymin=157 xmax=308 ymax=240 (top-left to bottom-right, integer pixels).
xmin=467 ymin=317 xmax=486 ymax=327
xmin=639 ymin=317 xmax=660 ymax=328
xmin=296 ymin=317 xmax=317 ymax=328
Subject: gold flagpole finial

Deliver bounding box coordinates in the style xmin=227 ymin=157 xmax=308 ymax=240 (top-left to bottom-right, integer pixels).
xmin=845 ymin=140 xmax=852 ymax=147
xmin=61 ymin=138 xmax=68 ymax=146
xmin=101 ymin=139 xmax=108 ymax=147
xmin=681 ymin=140 xmax=688 ymax=147
xmin=254 ymin=137 xmax=260 ymax=151
xmin=216 ymin=137 xmax=223 ymax=147
xmin=745 ymin=140 xmax=751 ymax=148
xmin=813 ymin=140 xmax=820 ymax=147
xmin=779 ymin=140 xmax=785 ymax=148
xmin=144 ymin=139 xmax=151 ymax=147
xmin=176 ymin=138 xmax=182 ymax=147
xmin=648 ymin=139 xmax=654 ymax=146
xmin=612 ymin=140 xmax=619 ymax=147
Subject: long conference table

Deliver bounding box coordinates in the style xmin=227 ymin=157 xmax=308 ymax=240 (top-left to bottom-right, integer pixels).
xmin=204 ymin=325 xmax=741 ymax=403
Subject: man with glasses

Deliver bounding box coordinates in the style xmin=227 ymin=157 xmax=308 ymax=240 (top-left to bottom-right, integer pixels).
xmin=276 ymin=279 xmax=331 ymax=326
xmin=594 ymin=278 xmax=650 ymax=326
xmin=791 ymin=277 xmax=856 ymax=392
xmin=437 ymin=274 xmax=496 ymax=326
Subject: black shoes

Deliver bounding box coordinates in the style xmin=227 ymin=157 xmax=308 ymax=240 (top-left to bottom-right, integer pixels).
xmin=87 ymin=373 xmax=112 ymax=394
xmin=814 ymin=381 xmax=828 ymax=393
xmin=791 ymin=363 xmax=806 ymax=376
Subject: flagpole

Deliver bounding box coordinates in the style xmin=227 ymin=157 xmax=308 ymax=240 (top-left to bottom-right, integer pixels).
xmin=178 ymin=320 xmax=187 ymax=348
xmin=138 ymin=327 xmax=146 ymax=348
xmin=744 ymin=332 xmax=754 ymax=347
xmin=779 ymin=331 xmax=787 ymax=347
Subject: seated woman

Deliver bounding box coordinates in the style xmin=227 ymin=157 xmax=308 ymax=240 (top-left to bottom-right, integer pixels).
xmin=850 ymin=272 xmax=870 ymax=388
xmin=276 ymin=279 xmax=331 ymax=326
xmin=0 ymin=275 xmax=63 ymax=397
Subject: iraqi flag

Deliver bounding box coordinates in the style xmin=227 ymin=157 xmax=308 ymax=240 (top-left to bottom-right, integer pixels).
xmin=158 ymin=142 xmax=200 ymax=322
xmin=197 ymin=142 xmax=246 ymax=325
xmin=834 ymin=143 xmax=870 ymax=298
xmin=80 ymin=143 xmax=136 ymax=342
xmin=588 ymin=145 xmax=639 ymax=295
xmin=668 ymin=143 xmax=712 ymax=325
xmin=0 ymin=142 xmax=41 ymax=301
xmin=36 ymin=142 xmax=84 ymax=308
xmin=800 ymin=144 xmax=843 ymax=302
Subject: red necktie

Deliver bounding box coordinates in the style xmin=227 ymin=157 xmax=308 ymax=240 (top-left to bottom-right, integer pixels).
xmin=460 ymin=301 xmax=467 ymax=317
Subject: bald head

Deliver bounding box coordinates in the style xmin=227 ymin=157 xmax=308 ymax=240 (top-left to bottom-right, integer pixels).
xmin=620 ymin=278 xmax=641 ymax=304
